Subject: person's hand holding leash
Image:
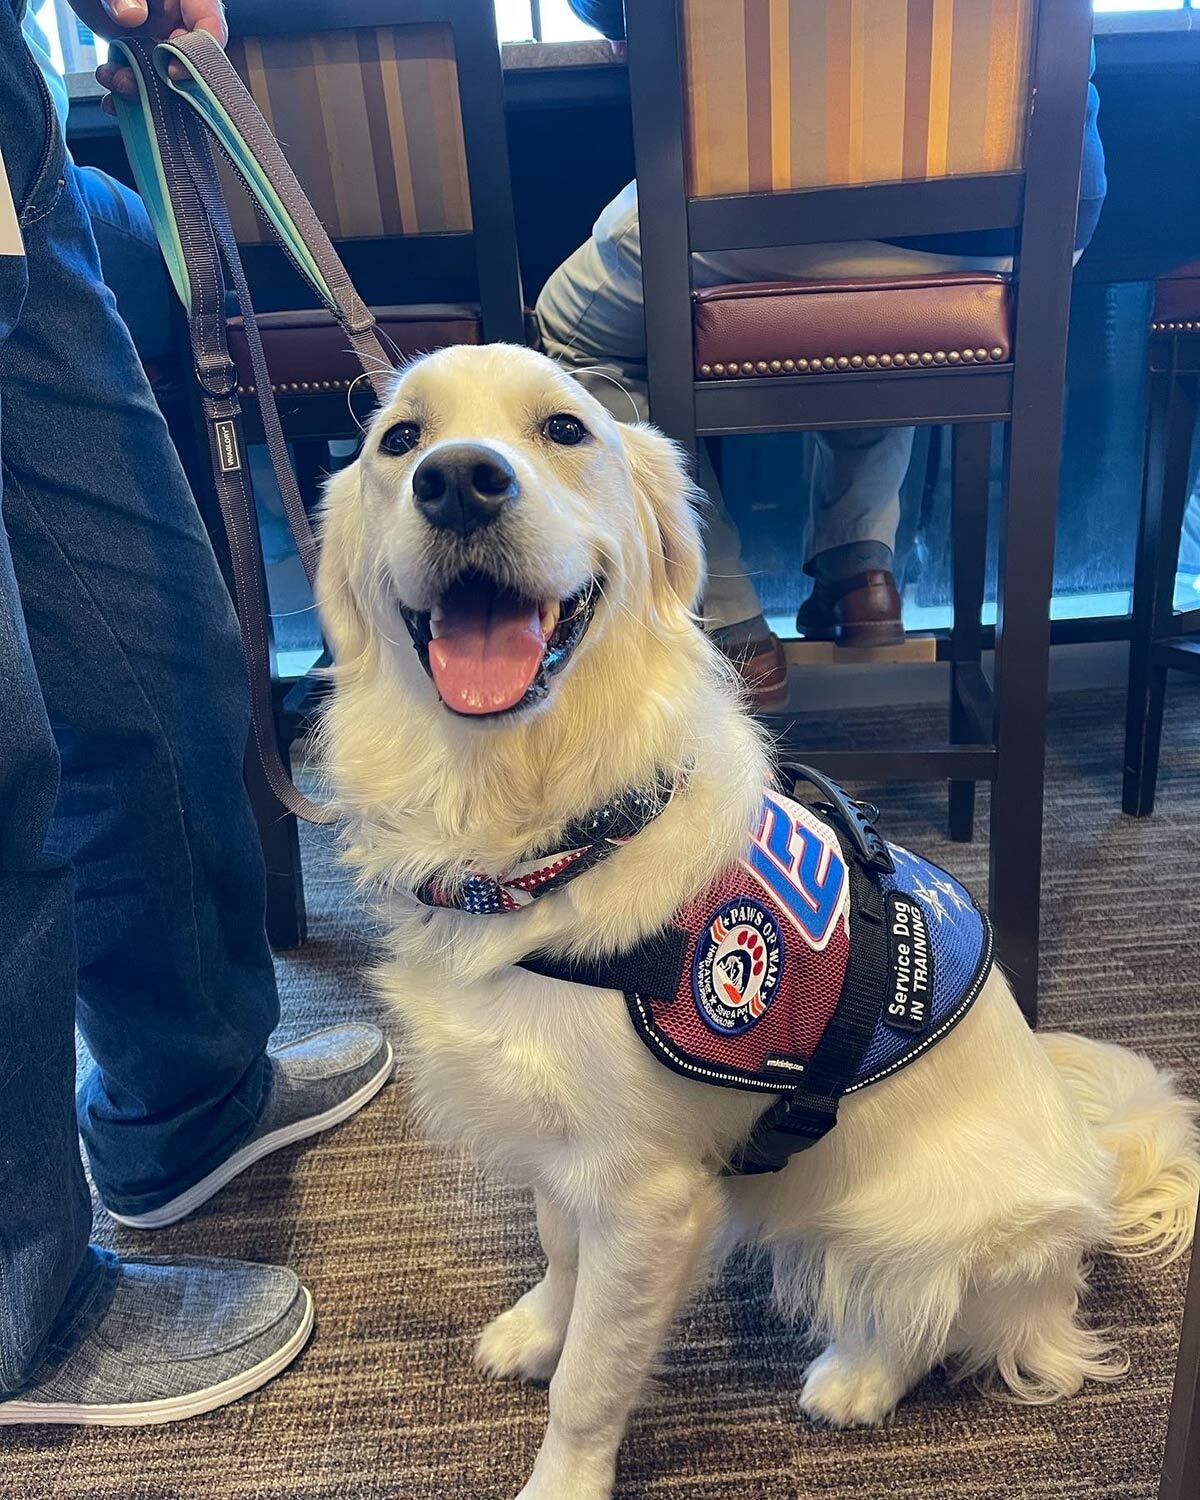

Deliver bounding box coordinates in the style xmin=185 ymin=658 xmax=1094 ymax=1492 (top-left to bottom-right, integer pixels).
xmin=70 ymin=0 xmax=227 ymax=103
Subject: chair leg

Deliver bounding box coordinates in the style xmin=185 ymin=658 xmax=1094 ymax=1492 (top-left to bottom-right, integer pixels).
xmin=245 ymin=733 xmax=307 ymax=952
xmin=1158 ymin=1189 xmax=1200 ymax=1500
xmin=1124 ymin=358 xmax=1198 ymax=817
xmin=989 ymin=401 xmax=1062 ymax=1026
xmin=948 ymin=423 xmax=991 ymax=842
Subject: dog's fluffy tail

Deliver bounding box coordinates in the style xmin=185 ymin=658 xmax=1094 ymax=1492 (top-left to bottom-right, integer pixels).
xmin=1040 ymin=1031 xmax=1200 ymax=1264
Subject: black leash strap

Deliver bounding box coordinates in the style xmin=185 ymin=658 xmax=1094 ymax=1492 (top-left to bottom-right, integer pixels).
xmin=113 ymin=35 xmax=396 ymax=824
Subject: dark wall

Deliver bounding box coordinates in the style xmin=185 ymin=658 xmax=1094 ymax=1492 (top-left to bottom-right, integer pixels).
xmin=1081 ymin=40 xmax=1200 ymax=286
xmin=506 ymin=91 xmax=633 ymax=300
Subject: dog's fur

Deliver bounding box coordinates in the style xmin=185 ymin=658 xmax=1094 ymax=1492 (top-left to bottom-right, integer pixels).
xmin=317 ymin=343 xmax=1200 ymax=1500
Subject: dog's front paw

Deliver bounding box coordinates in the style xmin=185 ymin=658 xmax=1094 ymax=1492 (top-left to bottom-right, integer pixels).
xmin=515 ymin=1477 xmax=610 ymax=1500
xmin=474 ymin=1292 xmax=565 ymax=1383
xmin=513 ymin=1436 xmax=616 ymax=1500
xmin=799 ymin=1343 xmax=909 ymax=1428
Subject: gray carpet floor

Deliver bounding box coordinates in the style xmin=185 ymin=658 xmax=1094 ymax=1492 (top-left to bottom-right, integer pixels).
xmin=7 ymin=683 xmax=1200 ymax=1499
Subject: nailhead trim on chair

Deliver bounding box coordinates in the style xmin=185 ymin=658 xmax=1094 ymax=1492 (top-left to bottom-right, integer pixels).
xmin=1151 ymin=321 xmax=1200 ymax=333
xmin=236 ymin=378 xmax=359 ymax=396
xmin=698 ymin=345 xmax=1009 ymax=378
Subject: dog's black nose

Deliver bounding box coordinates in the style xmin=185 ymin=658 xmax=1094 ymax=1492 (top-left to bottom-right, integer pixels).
xmin=411 ymin=444 xmax=518 ymax=538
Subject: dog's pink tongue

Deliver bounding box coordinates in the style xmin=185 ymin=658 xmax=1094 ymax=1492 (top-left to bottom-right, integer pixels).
xmin=429 ymin=582 xmax=546 ymax=716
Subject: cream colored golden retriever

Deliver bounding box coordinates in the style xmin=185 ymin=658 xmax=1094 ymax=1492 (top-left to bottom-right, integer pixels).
xmin=317 ymin=343 xmax=1198 ymax=1500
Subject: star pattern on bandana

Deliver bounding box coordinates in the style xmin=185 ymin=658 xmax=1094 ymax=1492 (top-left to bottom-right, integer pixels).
xmin=415 ymin=776 xmax=681 ymax=915
xmin=506 ymin=848 xmax=590 ymax=901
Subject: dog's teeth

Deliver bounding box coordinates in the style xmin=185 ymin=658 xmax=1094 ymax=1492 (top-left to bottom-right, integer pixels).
xmin=541 ymin=603 xmax=560 ymax=637
xmin=430 ymin=606 xmax=444 ymax=639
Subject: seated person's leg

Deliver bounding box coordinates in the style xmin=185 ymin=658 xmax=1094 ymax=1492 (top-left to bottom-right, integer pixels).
xmin=71 ymin=164 xmax=172 ymax=368
xmin=694 ymin=443 xmax=787 ymax=704
xmin=537 ymin=184 xmax=785 ymax=704
xmin=797 ymin=426 xmax=913 ymax=647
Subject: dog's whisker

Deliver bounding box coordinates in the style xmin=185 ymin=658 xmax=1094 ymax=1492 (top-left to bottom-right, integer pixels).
xmin=594 ymin=578 xmax=657 ymax=643
xmin=270 ymin=602 xmax=321 ymax=619
xmin=373 ymin=328 xmax=419 ymax=374
xmin=563 ymin=365 xmax=643 ymax=424
xmin=344 ymin=371 xmax=376 ymax=434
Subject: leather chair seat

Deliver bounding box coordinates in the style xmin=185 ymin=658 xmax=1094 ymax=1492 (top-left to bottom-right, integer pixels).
xmin=1153 ymin=263 xmax=1200 ymax=330
xmin=226 ymin=304 xmax=482 ymax=396
xmin=692 ymin=273 xmax=1012 ymax=380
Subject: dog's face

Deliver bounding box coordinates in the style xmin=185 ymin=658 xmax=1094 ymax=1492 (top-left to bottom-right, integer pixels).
xmin=319 ymin=343 xmax=704 ymax=723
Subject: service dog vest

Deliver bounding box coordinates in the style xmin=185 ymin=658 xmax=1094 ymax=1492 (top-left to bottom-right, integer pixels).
xmin=417 ymin=767 xmax=993 ymax=1174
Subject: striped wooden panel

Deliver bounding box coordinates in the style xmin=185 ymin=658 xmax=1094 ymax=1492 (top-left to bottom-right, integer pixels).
xmin=680 ymin=0 xmax=1035 ymax=198
xmin=222 ymin=25 xmax=472 ymax=242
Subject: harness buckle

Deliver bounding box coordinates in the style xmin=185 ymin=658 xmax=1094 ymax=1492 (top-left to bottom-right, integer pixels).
xmin=725 ymin=1091 xmax=840 ymax=1175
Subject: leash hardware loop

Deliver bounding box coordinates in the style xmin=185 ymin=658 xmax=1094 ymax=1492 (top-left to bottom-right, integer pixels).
xmin=195 ymin=350 xmax=238 ymax=399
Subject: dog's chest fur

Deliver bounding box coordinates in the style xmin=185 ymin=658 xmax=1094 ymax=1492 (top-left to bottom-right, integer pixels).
xmin=382 ymin=958 xmax=765 ymax=1187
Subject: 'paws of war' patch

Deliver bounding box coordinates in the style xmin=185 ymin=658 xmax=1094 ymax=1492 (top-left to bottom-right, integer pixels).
xmin=693 ymin=897 xmax=783 ymax=1035
xmin=884 ymin=891 xmax=934 ymax=1032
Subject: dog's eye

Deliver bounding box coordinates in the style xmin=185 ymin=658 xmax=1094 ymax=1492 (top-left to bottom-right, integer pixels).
xmin=544 ymin=414 xmax=587 ymax=447
xmin=380 ymin=421 xmax=421 ymax=456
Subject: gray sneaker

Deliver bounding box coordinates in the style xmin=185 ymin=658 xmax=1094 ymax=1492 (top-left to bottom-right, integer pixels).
xmin=0 ymin=1256 xmax=313 ymax=1427
xmin=108 ymin=1024 xmax=395 ymax=1230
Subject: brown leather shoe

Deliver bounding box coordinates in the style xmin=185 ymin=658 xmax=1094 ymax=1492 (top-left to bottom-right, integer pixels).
xmin=795 ymin=570 xmax=905 ymax=647
xmin=717 ymin=631 xmax=789 ymax=708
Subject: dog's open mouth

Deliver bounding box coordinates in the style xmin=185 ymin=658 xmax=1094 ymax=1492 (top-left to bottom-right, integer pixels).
xmin=398 ymin=571 xmax=599 ymax=717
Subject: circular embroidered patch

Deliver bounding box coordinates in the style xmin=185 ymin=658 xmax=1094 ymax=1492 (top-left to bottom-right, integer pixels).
xmin=692 ymin=897 xmax=784 ymax=1035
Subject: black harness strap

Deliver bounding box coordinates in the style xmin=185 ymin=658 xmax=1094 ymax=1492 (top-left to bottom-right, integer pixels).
xmin=519 ymin=926 xmax=689 ymax=998
xmin=726 ymin=849 xmax=887 ymax=1174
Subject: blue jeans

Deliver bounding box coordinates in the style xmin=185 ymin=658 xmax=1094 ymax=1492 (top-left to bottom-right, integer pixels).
xmin=0 ymin=14 xmax=279 ymax=1392
xmin=75 ymin=163 xmax=171 ymax=366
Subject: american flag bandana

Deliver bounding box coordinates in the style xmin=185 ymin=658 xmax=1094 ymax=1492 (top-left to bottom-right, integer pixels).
xmin=414 ymin=775 xmax=680 ymax=915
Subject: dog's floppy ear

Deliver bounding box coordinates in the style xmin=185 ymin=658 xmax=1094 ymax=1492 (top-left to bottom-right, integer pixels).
xmin=620 ymin=422 xmax=705 ymax=618
xmin=316 ymin=463 xmax=370 ymax=663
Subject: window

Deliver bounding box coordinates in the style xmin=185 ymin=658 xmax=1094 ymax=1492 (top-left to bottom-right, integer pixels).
xmin=496 ymin=2 xmax=603 ymax=43
xmin=28 ymin=0 xmax=99 ymax=74
xmin=502 ymin=0 xmax=1193 ymax=38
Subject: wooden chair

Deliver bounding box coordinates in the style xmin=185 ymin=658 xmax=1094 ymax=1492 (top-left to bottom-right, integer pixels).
xmin=223 ymin=0 xmax=524 ymax=436
xmin=626 ymin=0 xmax=1095 ymax=1021
xmin=192 ymin=0 xmax=524 ymax=948
xmin=1159 ymin=1194 xmax=1200 ymax=1500
xmin=1123 ymin=264 xmax=1200 ymax=820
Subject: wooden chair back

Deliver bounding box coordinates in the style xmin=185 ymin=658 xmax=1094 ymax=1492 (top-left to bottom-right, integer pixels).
xmin=679 ymin=0 xmax=1035 ymax=200
xmin=224 ymin=0 xmax=523 ymax=340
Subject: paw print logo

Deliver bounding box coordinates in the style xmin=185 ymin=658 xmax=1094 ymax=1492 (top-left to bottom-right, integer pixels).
xmin=694 ymin=899 xmax=784 ymax=1034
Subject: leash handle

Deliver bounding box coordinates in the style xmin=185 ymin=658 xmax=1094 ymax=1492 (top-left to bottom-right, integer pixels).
xmin=110 ymin=34 xmax=395 ymax=825
xmin=153 ymin=32 xmax=394 ymax=399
